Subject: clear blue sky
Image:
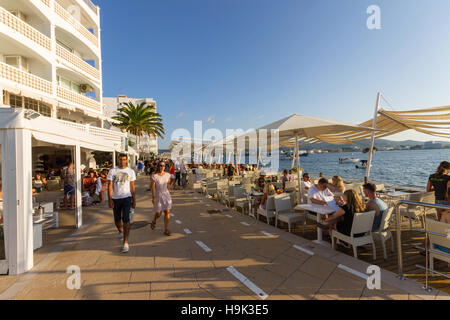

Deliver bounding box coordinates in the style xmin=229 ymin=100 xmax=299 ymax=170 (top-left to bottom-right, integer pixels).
xmin=94 ymin=0 xmax=450 ymax=148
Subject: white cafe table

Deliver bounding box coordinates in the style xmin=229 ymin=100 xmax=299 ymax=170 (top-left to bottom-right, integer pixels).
xmin=295 ymin=204 xmax=335 ymax=247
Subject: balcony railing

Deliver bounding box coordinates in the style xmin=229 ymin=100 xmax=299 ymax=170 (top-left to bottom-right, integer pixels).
xmin=57 ymin=86 xmax=101 ymax=111
xmin=0 ymin=6 xmax=52 ymax=51
xmin=55 ymin=119 xmax=125 ymax=145
xmin=56 ymin=44 xmax=100 ymax=80
xmin=40 ymin=0 xmax=50 ymax=7
xmin=83 ymin=0 xmax=98 ymax=15
xmin=54 ymin=1 xmax=99 ymax=48
xmin=0 ymin=61 xmax=53 ymax=95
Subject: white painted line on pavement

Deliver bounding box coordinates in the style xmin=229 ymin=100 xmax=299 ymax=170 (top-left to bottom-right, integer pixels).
xmin=195 ymin=240 xmax=212 ymax=252
xmin=293 ymin=244 xmax=314 ymax=256
xmin=261 ymin=231 xmax=276 ymax=237
xmin=338 ymin=264 xmax=369 ymax=280
xmin=184 ymin=228 xmax=192 ymax=235
xmin=175 ymin=220 xmax=182 ymax=224
xmin=170 ymin=213 xmax=175 ymax=217
xmin=241 ymin=222 xmax=250 ymax=226
xmin=225 ymin=215 xmax=233 ymax=218
xmin=226 ymin=266 xmax=268 ymax=300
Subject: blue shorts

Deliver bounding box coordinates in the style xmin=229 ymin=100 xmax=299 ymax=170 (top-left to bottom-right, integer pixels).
xmin=113 ymin=197 xmax=132 ymax=223
xmin=64 ymin=185 xmax=75 ymax=196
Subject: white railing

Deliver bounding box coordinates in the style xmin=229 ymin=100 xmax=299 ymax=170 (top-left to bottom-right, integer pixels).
xmin=41 ymin=0 xmax=50 ymax=7
xmin=56 ymin=44 xmax=100 ymax=80
xmin=57 ymin=86 xmax=101 ymax=111
xmin=55 ymin=119 xmax=125 ymax=145
xmin=83 ymin=0 xmax=98 ymax=15
xmin=54 ymin=1 xmax=99 ymax=47
xmin=0 ymin=62 xmax=53 ymax=95
xmin=0 ymin=6 xmax=52 ymax=51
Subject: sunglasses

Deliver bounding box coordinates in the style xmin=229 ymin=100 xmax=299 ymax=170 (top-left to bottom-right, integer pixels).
xmin=159 ymin=164 xmax=165 ymax=167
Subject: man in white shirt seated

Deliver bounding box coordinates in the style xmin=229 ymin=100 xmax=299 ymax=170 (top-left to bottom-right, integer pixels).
xmin=308 ymin=178 xmax=335 ymax=205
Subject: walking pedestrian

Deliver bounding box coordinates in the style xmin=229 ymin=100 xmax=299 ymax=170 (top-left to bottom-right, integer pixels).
xmin=174 ymin=157 xmax=181 ymax=189
xmin=150 ymin=160 xmax=174 ymax=236
xmin=107 ymin=154 xmax=136 ymax=253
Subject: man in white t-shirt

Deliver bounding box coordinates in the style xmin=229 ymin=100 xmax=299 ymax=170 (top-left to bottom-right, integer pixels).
xmin=108 ymin=154 xmax=136 ymax=253
xmin=308 ymin=178 xmax=334 ymax=205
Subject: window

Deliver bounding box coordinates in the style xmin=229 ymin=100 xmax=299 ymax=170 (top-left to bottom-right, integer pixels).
xmin=24 ymin=97 xmax=39 ymax=112
xmin=71 ymin=82 xmax=81 ymax=94
xmin=56 ymin=40 xmax=73 ymax=53
xmin=9 ymin=94 xmax=22 ymax=108
xmin=39 ymin=103 xmax=51 ymax=117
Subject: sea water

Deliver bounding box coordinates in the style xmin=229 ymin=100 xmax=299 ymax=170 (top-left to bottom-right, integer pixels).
xmin=275 ymin=149 xmax=450 ymax=189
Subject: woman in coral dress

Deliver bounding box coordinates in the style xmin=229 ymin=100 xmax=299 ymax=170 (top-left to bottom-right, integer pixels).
xmin=150 ymin=160 xmax=174 ymax=236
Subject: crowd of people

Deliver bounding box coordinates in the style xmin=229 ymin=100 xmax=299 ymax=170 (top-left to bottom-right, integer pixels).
xmin=22 ymin=156 xmax=450 ymax=255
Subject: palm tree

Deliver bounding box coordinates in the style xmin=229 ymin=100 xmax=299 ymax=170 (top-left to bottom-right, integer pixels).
xmin=112 ymin=102 xmax=164 ymax=154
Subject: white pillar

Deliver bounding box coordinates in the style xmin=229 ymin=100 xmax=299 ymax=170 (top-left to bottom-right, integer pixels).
xmin=74 ymin=144 xmax=82 ymax=228
xmin=2 ymin=129 xmax=33 ymax=275
xmin=365 ymin=92 xmax=381 ymax=182
xmin=112 ymin=150 xmax=116 ymax=167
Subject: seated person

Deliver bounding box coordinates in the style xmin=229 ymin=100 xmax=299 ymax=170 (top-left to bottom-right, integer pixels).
xmin=302 ymin=173 xmax=313 ymax=191
xmin=363 ymin=183 xmax=388 ymax=231
xmin=308 ymin=178 xmax=335 ymax=206
xmin=328 ymin=176 xmax=346 ymax=194
xmin=47 ymin=169 xmax=57 ymax=180
xmin=95 ymin=169 xmax=109 ymax=203
xmin=259 ymin=182 xmax=276 ymax=210
xmin=82 ymin=170 xmax=97 ymax=197
xmin=322 ymin=190 xmax=367 ymax=238
xmin=256 ymin=173 xmax=266 ymax=193
xmin=282 ymin=169 xmax=293 ymax=190
xmin=32 ymin=172 xmax=47 ymax=193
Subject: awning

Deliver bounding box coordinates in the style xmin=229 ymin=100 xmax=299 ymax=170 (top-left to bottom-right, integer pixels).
xmin=31 ymin=131 xmax=115 ymax=152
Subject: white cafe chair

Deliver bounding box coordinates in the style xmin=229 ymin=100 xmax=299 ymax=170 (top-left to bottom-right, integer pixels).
xmin=256 ymin=195 xmax=276 ymax=224
xmin=426 ymin=218 xmax=450 ymax=276
xmin=372 ymin=207 xmax=395 ymax=260
xmin=274 ymin=195 xmax=306 ymax=233
xmin=331 ymin=210 xmax=377 ymax=260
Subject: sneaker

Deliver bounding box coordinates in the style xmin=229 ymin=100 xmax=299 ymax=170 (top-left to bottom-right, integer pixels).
xmin=118 ymin=232 xmax=123 ymax=240
xmin=121 ymin=243 xmax=129 ymax=253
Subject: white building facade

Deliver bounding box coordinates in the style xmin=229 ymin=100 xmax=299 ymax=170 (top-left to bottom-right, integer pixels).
xmin=103 ymin=95 xmax=159 ymax=156
xmin=0 ymin=0 xmax=137 ymax=275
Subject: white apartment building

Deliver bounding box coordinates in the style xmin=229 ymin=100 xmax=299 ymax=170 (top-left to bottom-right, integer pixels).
xmin=103 ymin=95 xmax=159 ymax=156
xmin=0 ymin=0 xmax=137 ymax=275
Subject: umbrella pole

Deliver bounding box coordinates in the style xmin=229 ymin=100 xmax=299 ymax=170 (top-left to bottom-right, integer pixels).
xmin=291 ymin=150 xmax=296 ymax=169
xmin=365 ymin=92 xmax=381 ymax=183
xmin=257 ymin=150 xmax=260 ymax=169
xmin=295 ymin=133 xmax=302 ymax=204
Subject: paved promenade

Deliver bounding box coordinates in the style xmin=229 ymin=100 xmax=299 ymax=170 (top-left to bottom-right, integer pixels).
xmin=0 ymin=176 xmax=448 ymax=300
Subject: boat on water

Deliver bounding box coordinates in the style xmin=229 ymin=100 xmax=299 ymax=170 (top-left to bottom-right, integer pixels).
xmin=339 ymin=157 xmax=360 ymax=164
xmin=355 ymin=160 xmax=371 ymax=169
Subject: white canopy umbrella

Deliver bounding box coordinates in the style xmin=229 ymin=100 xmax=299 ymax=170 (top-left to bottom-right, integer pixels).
xmin=235 ymin=113 xmax=376 ymax=204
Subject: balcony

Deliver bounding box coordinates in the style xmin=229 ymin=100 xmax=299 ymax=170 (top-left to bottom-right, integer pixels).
xmin=54 ymin=1 xmax=98 ymax=48
xmin=56 ymin=44 xmax=100 ymax=80
xmin=0 ymin=6 xmax=51 ymax=51
xmin=40 ymin=0 xmax=50 ymax=7
xmin=57 ymin=86 xmax=101 ymax=111
xmin=55 ymin=118 xmax=125 ymax=146
xmin=83 ymin=0 xmax=98 ymax=15
xmin=0 ymin=61 xmax=53 ymax=95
